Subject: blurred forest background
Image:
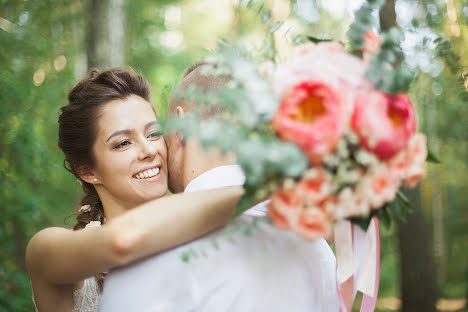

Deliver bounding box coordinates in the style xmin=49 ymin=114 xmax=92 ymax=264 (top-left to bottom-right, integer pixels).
xmin=0 ymin=0 xmax=467 ymax=311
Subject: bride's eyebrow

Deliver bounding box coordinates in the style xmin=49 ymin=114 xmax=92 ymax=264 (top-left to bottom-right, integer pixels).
xmin=106 ymin=121 xmax=161 ymax=142
xmin=106 ymin=129 xmax=133 ymax=143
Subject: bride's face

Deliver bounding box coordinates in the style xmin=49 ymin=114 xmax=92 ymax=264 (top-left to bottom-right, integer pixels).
xmin=91 ymin=94 xmax=168 ymax=208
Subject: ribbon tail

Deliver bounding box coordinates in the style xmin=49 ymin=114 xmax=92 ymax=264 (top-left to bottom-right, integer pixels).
xmin=335 ymin=220 xmax=355 ymax=312
xmin=359 ymin=216 xmax=381 ymax=312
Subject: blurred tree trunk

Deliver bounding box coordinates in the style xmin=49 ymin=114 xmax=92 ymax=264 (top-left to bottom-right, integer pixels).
xmin=379 ymin=0 xmax=396 ymax=31
xmin=397 ymin=187 xmax=438 ymax=312
xmin=87 ymin=0 xmax=126 ymax=70
xmin=379 ymin=2 xmax=438 ymax=312
xmin=426 ymin=94 xmax=445 ymax=284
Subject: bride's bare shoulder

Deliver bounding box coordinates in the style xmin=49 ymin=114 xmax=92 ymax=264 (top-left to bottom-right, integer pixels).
xmin=27 ymin=228 xmax=71 ymax=262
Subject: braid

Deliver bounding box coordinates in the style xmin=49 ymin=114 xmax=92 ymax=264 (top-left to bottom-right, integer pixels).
xmin=73 ymin=182 xmax=105 ymax=231
xmin=74 ymin=181 xmax=107 ymax=289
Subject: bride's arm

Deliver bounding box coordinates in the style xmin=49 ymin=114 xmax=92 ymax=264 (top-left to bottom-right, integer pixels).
xmin=26 ymin=186 xmax=243 ymax=285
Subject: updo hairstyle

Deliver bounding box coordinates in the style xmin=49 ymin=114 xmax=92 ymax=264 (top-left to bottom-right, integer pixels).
xmin=58 ymin=67 xmax=151 ymax=229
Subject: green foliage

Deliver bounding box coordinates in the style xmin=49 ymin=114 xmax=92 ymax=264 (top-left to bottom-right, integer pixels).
xmin=366 ymin=28 xmax=415 ymax=94
xmin=346 ymin=0 xmax=385 ymax=51
xmin=0 ymin=1 xmax=85 ymax=309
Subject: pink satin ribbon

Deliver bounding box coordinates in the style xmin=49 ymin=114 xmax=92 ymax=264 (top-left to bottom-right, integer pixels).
xmin=335 ymin=216 xmax=380 ymax=312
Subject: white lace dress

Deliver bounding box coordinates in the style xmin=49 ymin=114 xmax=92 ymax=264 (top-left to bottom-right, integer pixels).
xmin=33 ymin=277 xmax=101 ymax=312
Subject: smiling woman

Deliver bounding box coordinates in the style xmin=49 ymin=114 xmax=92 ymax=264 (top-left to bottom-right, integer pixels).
xmin=26 ymin=67 xmax=243 ymax=312
xmin=89 ymin=94 xmax=168 ymax=219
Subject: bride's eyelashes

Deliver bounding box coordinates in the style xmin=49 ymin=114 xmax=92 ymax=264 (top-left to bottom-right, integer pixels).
xmin=112 ymin=130 xmax=162 ymax=150
xmin=113 ymin=140 xmax=131 ymax=150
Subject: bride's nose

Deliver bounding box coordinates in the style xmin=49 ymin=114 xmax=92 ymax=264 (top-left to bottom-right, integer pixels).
xmin=137 ymin=139 xmax=157 ymax=161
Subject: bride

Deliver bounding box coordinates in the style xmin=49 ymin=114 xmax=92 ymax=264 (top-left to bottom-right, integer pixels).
xmin=26 ymin=67 xmax=243 ymax=312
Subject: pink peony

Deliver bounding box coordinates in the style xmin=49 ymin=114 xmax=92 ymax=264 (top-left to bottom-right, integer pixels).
xmin=293 ymin=206 xmax=332 ymax=241
xmin=273 ymin=41 xmax=372 ymax=117
xmin=271 ymin=81 xmax=347 ymax=164
xmin=351 ymin=91 xmax=416 ymax=160
xmin=267 ymin=187 xmax=302 ymax=229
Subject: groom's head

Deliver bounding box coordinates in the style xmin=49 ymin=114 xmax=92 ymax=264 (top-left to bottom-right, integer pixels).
xmin=165 ymin=62 xmax=234 ymax=193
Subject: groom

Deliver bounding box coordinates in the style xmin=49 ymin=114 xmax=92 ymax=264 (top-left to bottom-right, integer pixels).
xmin=99 ymin=63 xmax=339 ymax=311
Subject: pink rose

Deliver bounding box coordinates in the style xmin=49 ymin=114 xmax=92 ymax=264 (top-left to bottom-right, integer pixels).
xmin=336 ymin=188 xmax=371 ymax=219
xmin=271 ymin=81 xmax=347 ymax=165
xmin=404 ymin=133 xmax=427 ymax=187
xmin=293 ymin=207 xmax=332 ymax=241
xmin=351 ymin=91 xmax=416 ymax=160
xmin=364 ymin=165 xmax=401 ymax=209
xmin=362 ymin=31 xmax=382 ymax=66
xmin=296 ymin=169 xmax=333 ymax=204
xmin=267 ymin=188 xmax=302 ymax=229
xmin=389 ymin=133 xmax=427 ymax=187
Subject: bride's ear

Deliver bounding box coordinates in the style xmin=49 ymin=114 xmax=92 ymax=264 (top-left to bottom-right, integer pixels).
xmin=76 ymin=165 xmax=101 ymax=185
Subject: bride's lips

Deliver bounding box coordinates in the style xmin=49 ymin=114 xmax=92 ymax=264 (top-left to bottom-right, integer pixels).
xmin=132 ymin=165 xmax=162 ymax=181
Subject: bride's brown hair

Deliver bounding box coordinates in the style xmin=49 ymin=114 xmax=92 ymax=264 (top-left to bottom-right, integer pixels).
xmin=58 ymin=67 xmax=151 ymax=286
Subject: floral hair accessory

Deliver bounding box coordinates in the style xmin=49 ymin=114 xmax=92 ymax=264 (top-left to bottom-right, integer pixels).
xmin=85 ymin=221 xmax=101 ymax=228
xmin=78 ymin=204 xmax=91 ymax=213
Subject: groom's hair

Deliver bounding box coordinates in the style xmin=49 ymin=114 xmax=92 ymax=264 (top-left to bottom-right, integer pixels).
xmin=167 ymin=62 xmax=231 ymax=119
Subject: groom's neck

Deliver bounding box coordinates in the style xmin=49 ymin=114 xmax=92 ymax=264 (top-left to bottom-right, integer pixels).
xmin=181 ymin=137 xmax=236 ymax=190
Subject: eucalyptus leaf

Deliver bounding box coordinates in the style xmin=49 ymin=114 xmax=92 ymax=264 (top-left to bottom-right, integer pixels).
xmin=269 ymin=21 xmax=283 ymax=33
xmin=262 ymin=11 xmax=271 ymax=24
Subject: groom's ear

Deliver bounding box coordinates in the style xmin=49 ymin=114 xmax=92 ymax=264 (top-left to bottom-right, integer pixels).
xmin=176 ymin=106 xmax=185 ymax=118
xmin=175 ymin=106 xmax=185 ymax=144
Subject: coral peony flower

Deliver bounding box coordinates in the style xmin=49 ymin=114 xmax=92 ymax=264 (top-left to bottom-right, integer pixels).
xmin=351 ymin=91 xmax=416 ymax=160
xmin=362 ymin=31 xmax=382 ymax=66
xmin=296 ymin=169 xmax=333 ymax=204
xmin=273 ymin=42 xmax=371 ymax=101
xmin=363 ymin=165 xmax=401 ymax=209
xmin=293 ymin=207 xmax=332 ymax=241
xmin=271 ymin=81 xmax=347 ymax=164
xmin=268 ymin=188 xmax=302 ymax=229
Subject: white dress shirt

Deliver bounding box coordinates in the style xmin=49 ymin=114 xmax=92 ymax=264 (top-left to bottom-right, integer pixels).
xmin=100 ymin=165 xmax=338 ymax=312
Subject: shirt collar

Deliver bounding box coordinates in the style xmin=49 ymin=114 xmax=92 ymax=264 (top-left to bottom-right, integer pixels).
xmin=184 ymin=164 xmax=245 ymax=193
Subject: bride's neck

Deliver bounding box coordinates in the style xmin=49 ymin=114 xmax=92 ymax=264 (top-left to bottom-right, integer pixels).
xmin=95 ymin=188 xmax=135 ymax=221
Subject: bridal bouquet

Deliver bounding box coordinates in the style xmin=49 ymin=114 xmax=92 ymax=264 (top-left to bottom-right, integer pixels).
xmin=168 ymin=0 xmax=434 ymax=240
xmin=264 ymin=39 xmax=427 ymax=241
